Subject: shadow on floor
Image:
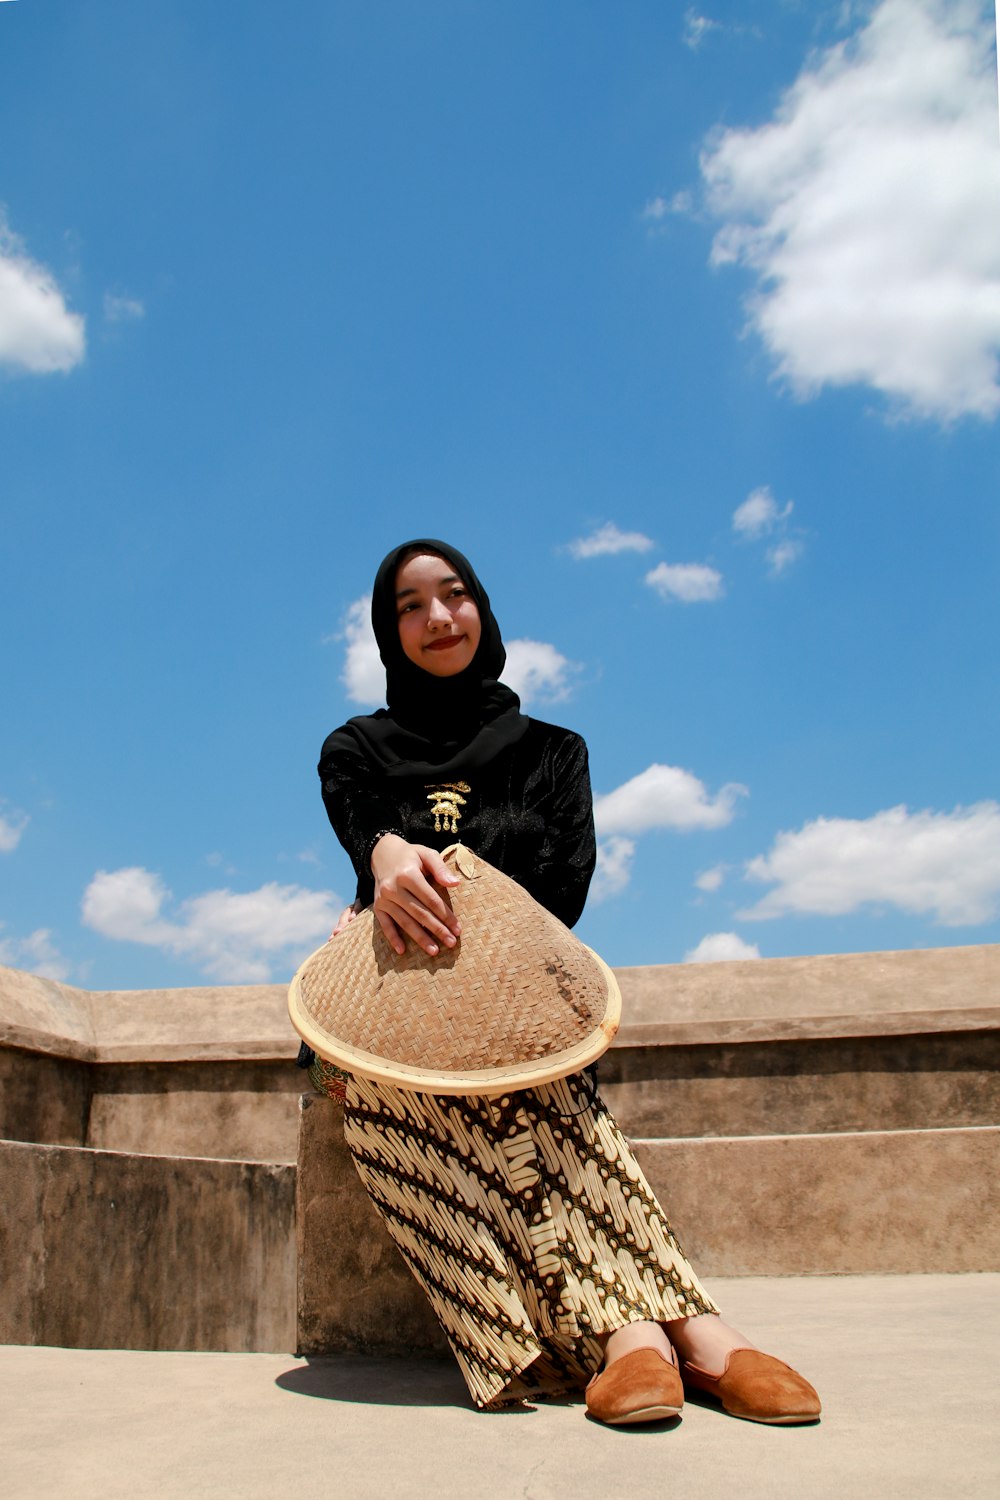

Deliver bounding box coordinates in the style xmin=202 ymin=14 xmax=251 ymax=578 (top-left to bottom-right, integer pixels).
xmin=275 ymin=1354 xmax=473 ymax=1409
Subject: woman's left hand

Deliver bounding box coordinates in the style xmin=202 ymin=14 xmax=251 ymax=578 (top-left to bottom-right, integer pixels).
xmin=328 ymin=898 xmax=362 ymax=939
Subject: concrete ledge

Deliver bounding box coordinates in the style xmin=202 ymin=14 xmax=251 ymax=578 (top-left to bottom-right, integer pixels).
xmin=0 ymin=1139 xmax=296 ymax=1352
xmin=5 ymin=943 xmax=999 ymax=1063
xmin=640 ymin=1125 xmax=1000 ymax=1276
xmin=4 ymin=945 xmax=998 ymax=1161
xmin=0 ymin=1049 xmax=305 ymax=1163
xmin=296 ymin=1097 xmax=1000 ymax=1355
xmin=615 ymin=943 xmax=1000 ymax=1029
xmin=0 ymin=963 xmax=296 ymax=1064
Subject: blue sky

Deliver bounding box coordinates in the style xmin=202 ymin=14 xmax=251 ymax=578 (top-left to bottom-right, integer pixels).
xmin=2 ymin=0 xmax=998 ymax=990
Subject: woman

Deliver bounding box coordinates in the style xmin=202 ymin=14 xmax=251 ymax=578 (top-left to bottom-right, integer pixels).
xmin=306 ymin=538 xmax=820 ymax=1426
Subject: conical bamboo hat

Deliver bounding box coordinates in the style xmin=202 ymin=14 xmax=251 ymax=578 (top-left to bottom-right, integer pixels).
xmin=288 ymin=843 xmax=620 ymax=1095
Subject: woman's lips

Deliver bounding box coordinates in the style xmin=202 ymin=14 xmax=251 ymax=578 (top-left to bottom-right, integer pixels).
xmin=425 ymin=635 xmax=465 ymax=651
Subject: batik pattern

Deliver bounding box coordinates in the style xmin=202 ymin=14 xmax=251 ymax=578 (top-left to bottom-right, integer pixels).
xmin=342 ymin=1071 xmax=718 ymax=1409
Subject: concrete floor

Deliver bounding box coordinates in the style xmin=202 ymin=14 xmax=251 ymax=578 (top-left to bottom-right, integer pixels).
xmin=5 ymin=1275 xmax=999 ymax=1500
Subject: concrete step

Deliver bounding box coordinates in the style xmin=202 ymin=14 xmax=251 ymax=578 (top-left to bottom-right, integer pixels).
xmin=296 ymin=1096 xmax=1000 ymax=1357
xmin=0 ymin=1138 xmax=296 ymax=1352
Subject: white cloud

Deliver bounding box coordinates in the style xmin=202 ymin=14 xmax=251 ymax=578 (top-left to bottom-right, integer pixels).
xmin=81 ymin=867 xmax=175 ymax=945
xmin=683 ymin=10 xmax=722 ymax=50
xmin=732 ymin=485 xmax=804 ymax=574
xmin=502 ymin=639 xmax=577 ymax=705
xmin=740 ymin=801 xmax=1000 ymax=926
xmin=567 ymin=522 xmax=655 ymax=559
xmin=0 ymin=926 xmax=73 ymax=982
xmin=642 ymin=191 xmax=694 ymax=222
xmin=695 ymin=863 xmax=727 ymax=893
xmin=767 ymin=538 xmax=804 ymax=575
xmin=589 ymin=837 xmax=636 ymax=903
xmin=103 ymin=291 xmax=145 ymax=323
xmin=0 ymin=211 xmax=85 ymax=374
xmin=595 ymin=764 xmax=746 ymax=837
xmin=701 ymin=0 xmax=1000 ymax=422
xmin=0 ymin=805 xmax=29 ymax=853
xmin=684 ymin=931 xmax=761 ymax=962
xmin=732 ymin=486 xmax=792 ymax=539
xmin=645 ymin=561 xmax=724 ymax=603
xmin=81 ymin=866 xmax=342 ymax=982
xmin=338 ymin=594 xmax=385 ymax=706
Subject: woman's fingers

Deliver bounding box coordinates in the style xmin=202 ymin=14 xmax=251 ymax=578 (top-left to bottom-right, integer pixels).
xmin=329 ymin=898 xmax=362 ymax=939
xmin=371 ymin=840 xmax=463 ymax=946
xmin=397 ymin=872 xmax=461 ymax=937
xmin=374 ymin=907 xmax=407 ymax=957
xmin=377 ymin=889 xmax=459 ymax=955
xmin=380 ymin=905 xmax=439 ymax=957
xmin=419 ymin=847 xmax=462 ymax=891
xmin=407 ymin=846 xmax=463 ymax=936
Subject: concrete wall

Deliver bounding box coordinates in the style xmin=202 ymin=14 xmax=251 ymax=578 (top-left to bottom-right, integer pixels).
xmin=599 ymin=1029 xmax=1000 ymax=1138
xmin=0 ymin=963 xmax=303 ymax=1164
xmin=296 ymin=1095 xmax=446 ymax=1357
xmin=4 ymin=944 xmax=998 ymax=1163
xmin=1 ymin=1139 xmax=296 ymax=1352
xmin=295 ymin=1095 xmax=1000 ymax=1356
xmin=2 ymin=945 xmax=998 ymax=1358
xmin=635 ymin=1126 xmax=1000 ymax=1277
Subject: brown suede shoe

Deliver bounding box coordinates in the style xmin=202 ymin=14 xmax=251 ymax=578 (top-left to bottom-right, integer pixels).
xmin=680 ymin=1348 xmax=821 ymax=1425
xmin=585 ymin=1348 xmax=684 ymax=1426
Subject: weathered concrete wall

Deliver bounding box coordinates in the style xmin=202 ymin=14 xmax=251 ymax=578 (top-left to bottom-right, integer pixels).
xmin=2 ymin=946 xmax=998 ymax=1359
xmin=0 ymin=1140 xmax=296 ymax=1352
xmin=598 ymin=1029 xmax=1000 ymax=1138
xmin=0 ymin=963 xmax=303 ymax=1162
xmin=0 ymin=1050 xmax=304 ymax=1163
xmin=4 ymin=945 xmax=999 ymax=1162
xmin=636 ymin=1126 xmax=1000 ymax=1277
xmin=0 ymin=963 xmax=295 ymax=1063
xmin=0 ymin=1048 xmax=91 ymax=1148
xmin=83 ymin=1061 xmax=303 ymax=1163
xmin=296 ymin=1096 xmax=1000 ymax=1355
xmin=296 ymin=1094 xmax=447 ymax=1356
xmin=613 ymin=943 xmax=1000 ymax=1031
xmin=8 ymin=1028 xmax=996 ymax=1162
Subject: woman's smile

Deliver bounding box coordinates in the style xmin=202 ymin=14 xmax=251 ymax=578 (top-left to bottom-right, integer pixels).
xmin=425 ymin=634 xmax=466 ymax=652
xmin=395 ymin=551 xmax=483 ymax=676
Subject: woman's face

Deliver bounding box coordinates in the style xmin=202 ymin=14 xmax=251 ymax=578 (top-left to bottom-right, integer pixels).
xmin=395 ymin=552 xmax=483 ymax=677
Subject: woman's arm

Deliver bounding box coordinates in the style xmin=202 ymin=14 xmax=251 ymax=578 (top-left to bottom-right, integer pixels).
xmin=318 ymin=735 xmax=400 ymax=894
xmin=519 ymin=731 xmax=597 ymax=928
xmin=319 ymin=736 xmax=460 ymax=955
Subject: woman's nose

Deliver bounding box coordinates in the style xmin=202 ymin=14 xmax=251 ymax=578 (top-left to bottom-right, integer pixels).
xmin=427 ymin=598 xmax=451 ymax=627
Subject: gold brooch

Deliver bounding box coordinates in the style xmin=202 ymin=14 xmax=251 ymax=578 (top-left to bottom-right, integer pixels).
xmin=425 ymin=781 xmax=470 ymax=833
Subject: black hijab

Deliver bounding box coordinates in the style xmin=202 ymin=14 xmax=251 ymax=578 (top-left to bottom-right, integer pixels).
xmin=334 ymin=539 xmax=529 ymax=779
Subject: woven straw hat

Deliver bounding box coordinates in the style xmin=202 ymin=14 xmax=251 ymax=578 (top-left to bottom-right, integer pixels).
xmin=288 ymin=843 xmax=620 ymax=1095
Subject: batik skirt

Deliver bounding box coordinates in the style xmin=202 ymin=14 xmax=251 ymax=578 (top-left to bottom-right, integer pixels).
xmin=336 ymin=1068 xmax=718 ymax=1410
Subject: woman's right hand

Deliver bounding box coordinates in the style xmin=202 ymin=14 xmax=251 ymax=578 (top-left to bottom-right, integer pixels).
xmin=370 ymin=834 xmax=462 ymax=957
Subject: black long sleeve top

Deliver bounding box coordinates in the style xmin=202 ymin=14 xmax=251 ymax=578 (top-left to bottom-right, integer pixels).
xmin=318 ymin=718 xmax=597 ymax=929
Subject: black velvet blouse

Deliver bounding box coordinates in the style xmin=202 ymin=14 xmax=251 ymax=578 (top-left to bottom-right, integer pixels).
xmin=318 ymin=717 xmax=597 ymax=929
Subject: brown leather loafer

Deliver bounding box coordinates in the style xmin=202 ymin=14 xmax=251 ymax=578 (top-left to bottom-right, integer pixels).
xmin=585 ymin=1348 xmax=684 ymax=1425
xmin=680 ymin=1348 xmax=821 ymax=1425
